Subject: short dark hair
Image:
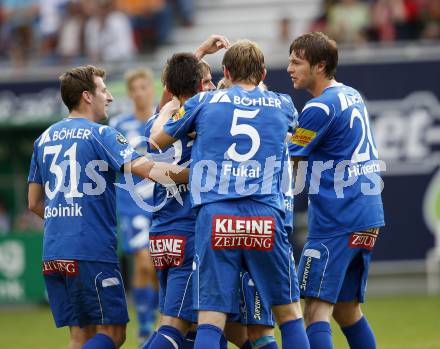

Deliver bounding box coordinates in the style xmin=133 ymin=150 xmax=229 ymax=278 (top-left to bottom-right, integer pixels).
xmin=162 ymin=53 xmax=203 ymax=98
xmin=59 ymin=65 xmax=106 ymax=112
xmin=222 ymin=39 xmax=265 ymax=85
xmin=289 ymin=32 xmax=338 ymax=79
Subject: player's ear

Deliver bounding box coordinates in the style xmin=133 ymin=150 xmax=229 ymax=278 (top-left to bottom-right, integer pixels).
xmin=198 ymin=79 xmax=203 ymax=92
xmin=223 ymin=65 xmax=230 ymax=81
xmin=317 ymin=61 xmax=326 ymax=75
xmin=261 ymin=68 xmax=267 ymax=82
xmin=82 ymin=90 xmax=93 ymax=105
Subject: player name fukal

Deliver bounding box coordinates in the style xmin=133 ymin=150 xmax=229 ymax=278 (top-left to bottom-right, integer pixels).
xmin=149 ymin=236 xmax=186 ymax=269
xmin=211 ymin=216 xmax=275 ymax=251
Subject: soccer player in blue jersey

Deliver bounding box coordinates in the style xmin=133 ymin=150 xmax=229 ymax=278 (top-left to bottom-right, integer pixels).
xmin=142 ymin=36 xmax=255 ymax=349
xmin=218 ymin=77 xmax=297 ymax=348
xmin=109 ymin=68 xmax=159 ymax=343
xmin=142 ymin=53 xmax=203 ymax=349
xmin=151 ymin=40 xmax=310 ymax=349
xmin=287 ymin=32 xmax=385 ymax=349
xmin=27 ymin=65 xmax=188 ymax=349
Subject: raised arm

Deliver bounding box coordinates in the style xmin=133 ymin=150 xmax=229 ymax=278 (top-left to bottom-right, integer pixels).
xmin=194 ymin=34 xmax=230 ymax=60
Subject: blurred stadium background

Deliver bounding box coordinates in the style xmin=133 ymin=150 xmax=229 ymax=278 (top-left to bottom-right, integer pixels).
xmin=0 ymin=0 xmax=440 ymax=348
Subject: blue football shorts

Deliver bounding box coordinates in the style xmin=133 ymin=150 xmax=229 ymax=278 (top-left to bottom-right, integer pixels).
xmin=193 ymin=199 xmax=300 ymax=314
xmin=43 ymin=260 xmax=129 ymax=327
xmin=119 ymin=214 xmax=151 ymax=254
xmin=149 ymin=231 xmax=197 ymax=323
xmin=297 ymin=228 xmax=380 ymax=304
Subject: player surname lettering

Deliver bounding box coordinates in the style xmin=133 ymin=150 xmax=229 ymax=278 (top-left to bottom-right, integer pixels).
xmin=44 ymin=203 xmax=83 ymax=218
xmin=233 ymin=96 xmax=281 ymax=108
xmin=52 ymin=128 xmax=91 ymax=141
xmin=223 ymin=164 xmax=260 ymax=178
xmin=348 ymin=161 xmax=381 ymax=178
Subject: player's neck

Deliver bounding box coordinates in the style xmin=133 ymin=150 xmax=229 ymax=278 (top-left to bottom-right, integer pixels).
xmin=69 ymin=110 xmax=96 ymax=122
xmin=134 ymin=104 xmax=152 ymax=122
xmin=234 ymin=82 xmax=257 ymax=91
xmin=309 ymin=78 xmax=336 ymax=97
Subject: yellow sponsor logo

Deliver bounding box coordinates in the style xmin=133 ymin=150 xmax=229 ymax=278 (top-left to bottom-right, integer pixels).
xmin=172 ymin=107 xmax=185 ymax=121
xmin=290 ymin=128 xmax=316 ymax=147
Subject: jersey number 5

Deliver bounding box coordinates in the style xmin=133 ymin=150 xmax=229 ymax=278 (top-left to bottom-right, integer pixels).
xmin=227 ymin=109 xmax=261 ymax=162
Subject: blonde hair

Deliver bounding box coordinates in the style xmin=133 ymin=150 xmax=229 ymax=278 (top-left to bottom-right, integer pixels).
xmin=124 ymin=67 xmax=154 ymax=90
xmin=222 ymin=39 xmax=265 ymax=85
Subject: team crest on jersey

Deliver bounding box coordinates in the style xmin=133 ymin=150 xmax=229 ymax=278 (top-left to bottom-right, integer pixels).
xmin=172 ymin=107 xmax=185 ymax=121
xmin=290 ymin=128 xmax=317 ymax=147
xmin=116 ymin=133 xmax=128 ymax=145
xmin=211 ymin=216 xmax=275 ymax=251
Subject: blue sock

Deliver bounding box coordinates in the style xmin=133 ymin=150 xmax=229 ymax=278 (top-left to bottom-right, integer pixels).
xmin=81 ymin=333 xmax=116 ymax=349
xmin=182 ymin=331 xmax=196 ymax=349
xmin=133 ymin=287 xmax=158 ymax=337
xmin=341 ymin=316 xmax=376 ymax=349
xmin=280 ymin=318 xmax=310 ymax=349
xmin=241 ymin=341 xmax=252 ymax=349
xmin=306 ymin=321 xmax=333 ymax=349
xmin=140 ymin=331 xmax=157 ymax=349
xmin=194 ymin=324 xmax=223 ymax=349
xmin=148 ymin=325 xmax=184 ymax=349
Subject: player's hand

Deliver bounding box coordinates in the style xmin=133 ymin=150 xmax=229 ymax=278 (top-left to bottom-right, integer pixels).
xmin=194 ymin=34 xmax=230 ymax=60
xmin=162 ymin=97 xmax=180 ymax=118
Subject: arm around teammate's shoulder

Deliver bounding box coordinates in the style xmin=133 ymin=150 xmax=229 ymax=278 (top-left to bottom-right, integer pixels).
xmin=125 ymin=157 xmax=189 ymax=185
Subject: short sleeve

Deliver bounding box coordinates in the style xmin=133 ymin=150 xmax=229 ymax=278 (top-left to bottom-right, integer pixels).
xmin=163 ymin=93 xmax=203 ymax=139
xmin=279 ymin=93 xmax=299 ymax=133
xmin=288 ymin=102 xmax=334 ymax=157
xmin=28 ymin=141 xmax=42 ymax=184
xmin=91 ymin=125 xmax=142 ymax=172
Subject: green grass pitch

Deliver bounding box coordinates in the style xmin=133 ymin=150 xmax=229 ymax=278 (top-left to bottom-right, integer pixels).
xmin=1 ymin=295 xmax=439 ymax=348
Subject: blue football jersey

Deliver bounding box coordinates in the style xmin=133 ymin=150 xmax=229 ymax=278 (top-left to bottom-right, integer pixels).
xmin=288 ymin=83 xmax=385 ymax=238
xmin=110 ymin=113 xmax=154 ymax=217
xmin=28 ymin=117 xmax=141 ymax=262
xmin=145 ymin=114 xmax=195 ymax=233
xmin=282 ymin=145 xmax=294 ymax=235
xmin=163 ymin=85 xmax=298 ymax=212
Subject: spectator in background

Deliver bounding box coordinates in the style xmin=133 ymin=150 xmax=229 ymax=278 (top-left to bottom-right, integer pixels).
xmin=172 ymin=0 xmax=194 ymax=27
xmin=420 ymin=0 xmax=440 ymax=39
xmin=38 ymin=0 xmax=68 ymax=62
xmin=85 ymin=0 xmax=136 ymax=62
xmin=327 ymin=0 xmax=371 ymax=44
xmin=116 ymin=0 xmax=172 ymax=53
xmin=370 ymin=0 xmax=424 ymax=42
xmin=2 ymin=0 xmax=39 ymax=66
xmin=57 ymin=0 xmax=86 ymax=63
